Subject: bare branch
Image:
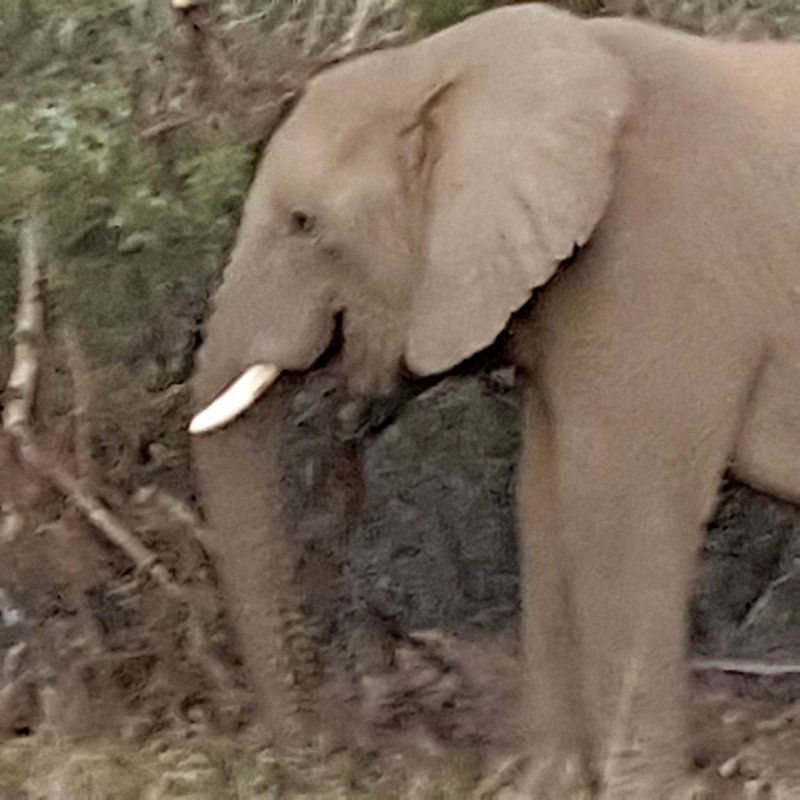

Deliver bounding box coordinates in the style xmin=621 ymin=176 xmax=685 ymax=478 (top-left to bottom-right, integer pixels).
xmin=16 ymin=433 xmax=183 ymax=599
xmin=302 ymin=0 xmax=331 ymax=56
xmin=323 ymin=0 xmax=411 ymax=60
xmin=691 ymin=657 xmax=800 ymax=676
xmin=738 ymin=561 xmax=800 ymax=631
xmin=3 ymin=215 xmax=46 ymax=434
xmin=2 ymin=214 xmax=47 ymax=539
xmin=339 ymin=0 xmax=377 ymax=53
xmin=139 ymin=114 xmax=196 ymax=138
xmin=131 ymin=484 xmax=211 ymax=552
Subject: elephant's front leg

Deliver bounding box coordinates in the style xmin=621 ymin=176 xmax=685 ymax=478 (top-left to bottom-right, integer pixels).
xmin=515 ymin=393 xmax=594 ymax=797
xmin=518 ymin=391 xmax=732 ymax=799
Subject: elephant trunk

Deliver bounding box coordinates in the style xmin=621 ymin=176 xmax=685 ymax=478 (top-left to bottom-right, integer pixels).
xmin=192 ymin=389 xmax=317 ymax=743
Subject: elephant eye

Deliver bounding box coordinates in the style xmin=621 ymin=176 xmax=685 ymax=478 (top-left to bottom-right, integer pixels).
xmin=290 ymin=210 xmax=315 ymax=234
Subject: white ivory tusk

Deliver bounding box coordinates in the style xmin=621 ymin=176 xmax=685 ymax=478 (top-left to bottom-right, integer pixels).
xmin=189 ymin=363 xmax=281 ymax=435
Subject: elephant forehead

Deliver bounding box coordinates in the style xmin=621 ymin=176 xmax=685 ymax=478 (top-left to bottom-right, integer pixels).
xmin=270 ymin=50 xmax=421 ymax=165
xmin=266 ymin=119 xmax=404 ymax=215
xmin=304 ymin=48 xmax=418 ymax=116
xmin=277 ymin=100 xmax=399 ymax=165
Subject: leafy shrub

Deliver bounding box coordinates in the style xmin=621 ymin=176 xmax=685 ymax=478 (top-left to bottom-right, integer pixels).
xmin=415 ymin=0 xmax=493 ymax=32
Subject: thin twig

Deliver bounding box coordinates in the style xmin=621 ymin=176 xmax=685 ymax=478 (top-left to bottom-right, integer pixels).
xmin=302 ymin=0 xmax=331 ymax=56
xmin=132 ymin=484 xmax=205 ymax=531
xmin=139 ymin=115 xmax=195 ymax=138
xmin=45 ymin=241 xmax=96 ymax=488
xmin=691 ymin=657 xmax=800 ymax=676
xmin=738 ymin=561 xmax=800 ymax=631
xmin=340 ymin=0 xmax=375 ymax=53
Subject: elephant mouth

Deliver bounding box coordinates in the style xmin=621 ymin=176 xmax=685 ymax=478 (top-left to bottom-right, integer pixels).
xmin=189 ymin=305 xmax=522 ymax=436
xmin=189 ymin=312 xmax=345 ymax=436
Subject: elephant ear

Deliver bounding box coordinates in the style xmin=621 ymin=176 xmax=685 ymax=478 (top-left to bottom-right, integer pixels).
xmin=403 ymin=10 xmax=631 ymax=376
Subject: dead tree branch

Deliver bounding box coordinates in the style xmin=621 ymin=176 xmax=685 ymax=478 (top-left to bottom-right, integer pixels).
xmin=2 ymin=213 xmax=177 ymax=595
xmin=3 ymin=215 xmax=46 ymax=434
xmin=16 ymin=433 xmax=182 ymax=598
xmin=691 ymin=657 xmax=800 ymax=676
xmin=1 ymin=215 xmax=47 ymax=539
xmin=16 ymin=434 xmax=240 ymax=694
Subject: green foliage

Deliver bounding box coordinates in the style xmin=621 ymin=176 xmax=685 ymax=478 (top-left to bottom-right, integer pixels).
xmin=177 ymin=139 xmax=254 ymax=239
xmin=0 ymin=0 xmax=260 ymax=489
xmin=0 ymin=75 xmax=253 ymax=366
xmin=415 ymin=0 xmax=493 ymax=32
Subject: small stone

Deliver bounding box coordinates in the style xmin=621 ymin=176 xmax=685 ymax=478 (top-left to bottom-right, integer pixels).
xmin=118 ymin=231 xmax=155 ymax=253
xmin=755 ymin=715 xmax=789 ymax=733
xmin=721 ymin=709 xmax=748 ymax=726
xmin=185 ymin=705 xmax=206 ymax=723
xmin=718 ymin=754 xmax=741 ymax=779
xmin=743 ymin=778 xmax=770 ymax=799
xmin=177 ymin=751 xmax=212 ymax=769
xmin=119 ymin=715 xmax=152 ymax=742
xmin=489 ymin=366 xmax=517 ymax=389
xmin=404 ymin=666 xmax=442 ymax=692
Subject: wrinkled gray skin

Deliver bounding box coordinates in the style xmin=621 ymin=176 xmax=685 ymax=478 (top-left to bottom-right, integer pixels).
xmin=193 ymin=5 xmax=800 ymax=796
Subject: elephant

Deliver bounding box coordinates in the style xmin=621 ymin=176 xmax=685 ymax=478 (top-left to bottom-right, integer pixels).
xmin=191 ymin=3 xmax=800 ymax=796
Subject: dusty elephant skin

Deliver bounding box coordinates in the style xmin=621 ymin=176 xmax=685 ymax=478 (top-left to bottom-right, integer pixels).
xmin=191 ymin=4 xmax=800 ymax=797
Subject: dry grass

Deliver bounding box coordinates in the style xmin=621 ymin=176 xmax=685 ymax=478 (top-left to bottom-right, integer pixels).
xmin=0 ymin=737 xmax=482 ymax=799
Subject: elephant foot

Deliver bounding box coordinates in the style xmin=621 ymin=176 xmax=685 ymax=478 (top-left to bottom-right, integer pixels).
xmin=475 ymin=748 xmax=593 ymax=799
xmin=599 ymin=777 xmax=712 ymax=800
xmin=598 ymin=752 xmax=712 ymax=800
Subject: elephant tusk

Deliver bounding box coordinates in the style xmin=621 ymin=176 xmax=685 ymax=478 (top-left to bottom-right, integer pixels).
xmin=189 ymin=363 xmax=281 ymax=435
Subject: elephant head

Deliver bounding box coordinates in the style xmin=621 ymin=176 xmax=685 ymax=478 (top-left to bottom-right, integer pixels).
xmin=191 ymin=5 xmax=630 ymax=433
